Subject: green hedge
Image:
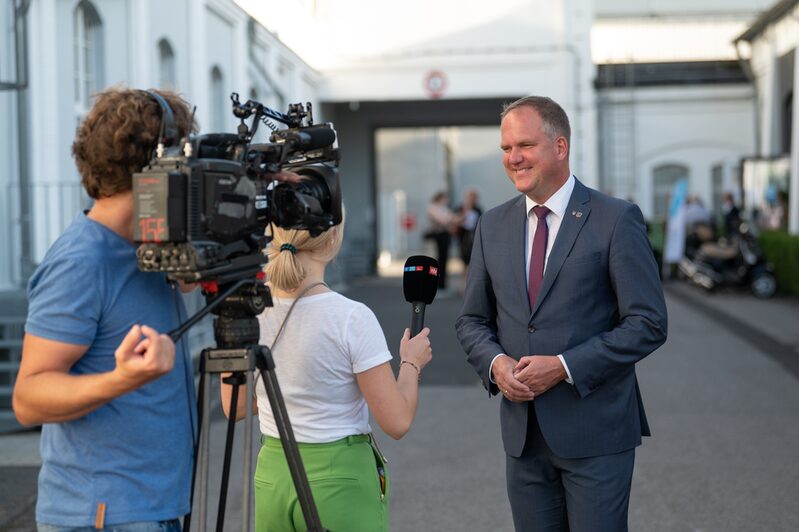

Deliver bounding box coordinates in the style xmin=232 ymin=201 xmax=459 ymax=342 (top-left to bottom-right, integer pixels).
xmin=759 ymin=230 xmax=799 ymax=295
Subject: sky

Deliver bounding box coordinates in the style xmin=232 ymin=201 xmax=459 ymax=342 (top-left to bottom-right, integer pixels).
xmin=235 ymin=0 xmax=537 ymax=69
xmin=235 ymin=0 xmax=770 ymax=68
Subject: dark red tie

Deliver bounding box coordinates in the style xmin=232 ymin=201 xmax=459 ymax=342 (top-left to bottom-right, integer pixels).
xmin=528 ymin=205 xmax=551 ymax=309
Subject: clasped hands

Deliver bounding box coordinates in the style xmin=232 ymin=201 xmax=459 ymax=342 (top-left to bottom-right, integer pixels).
xmin=492 ymin=354 xmax=567 ymax=403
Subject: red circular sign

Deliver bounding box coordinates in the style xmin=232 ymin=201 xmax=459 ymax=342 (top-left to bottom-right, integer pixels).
xmin=401 ymin=213 xmax=416 ymax=231
xmin=423 ymin=70 xmax=448 ymax=99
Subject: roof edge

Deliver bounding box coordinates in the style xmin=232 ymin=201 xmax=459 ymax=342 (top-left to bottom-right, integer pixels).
xmin=735 ymin=0 xmax=798 ymax=43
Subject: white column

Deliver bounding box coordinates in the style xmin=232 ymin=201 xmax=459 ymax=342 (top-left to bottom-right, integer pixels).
xmin=130 ymin=0 xmax=150 ymax=86
xmin=29 ymin=0 xmax=60 ymax=262
xmin=761 ymin=43 xmax=779 ymax=156
xmin=789 ymin=44 xmax=799 ymax=235
xmin=234 ymin=10 xmax=248 ymax=102
xmin=188 ymin=0 xmax=207 ymax=124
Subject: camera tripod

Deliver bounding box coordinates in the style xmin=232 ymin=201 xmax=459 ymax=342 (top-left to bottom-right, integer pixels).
xmin=171 ymin=277 xmax=329 ymax=532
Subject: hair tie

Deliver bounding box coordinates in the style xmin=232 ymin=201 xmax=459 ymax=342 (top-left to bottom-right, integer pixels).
xmin=279 ymin=243 xmax=297 ymax=254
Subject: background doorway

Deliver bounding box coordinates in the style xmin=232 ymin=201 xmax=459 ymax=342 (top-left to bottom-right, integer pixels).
xmin=374 ymin=125 xmax=513 ymax=275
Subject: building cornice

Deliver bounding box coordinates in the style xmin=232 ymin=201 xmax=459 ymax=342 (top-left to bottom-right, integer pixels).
xmin=735 ymin=0 xmax=798 ymax=43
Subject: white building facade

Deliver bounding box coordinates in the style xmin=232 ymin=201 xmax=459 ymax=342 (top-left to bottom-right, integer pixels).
xmin=1 ymin=0 xmax=320 ymax=292
xmin=0 ymin=0 xmax=320 ymax=428
xmin=591 ymin=1 xmax=771 ymax=223
xmin=597 ymin=71 xmax=755 ymax=221
xmin=314 ymin=0 xmax=599 ymax=188
xmin=6 ymin=0 xmax=781 ymax=288
xmin=736 ymin=0 xmax=799 ymax=234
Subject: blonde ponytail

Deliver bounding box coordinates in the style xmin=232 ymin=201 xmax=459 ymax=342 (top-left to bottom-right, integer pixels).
xmin=266 ymin=229 xmax=306 ymax=292
xmin=265 ymin=216 xmax=345 ymax=292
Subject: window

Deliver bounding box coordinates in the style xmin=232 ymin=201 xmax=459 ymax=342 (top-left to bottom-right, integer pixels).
xmin=210 ymin=66 xmax=225 ymax=131
xmin=158 ymin=39 xmax=176 ymax=89
xmin=73 ymin=1 xmax=103 ymax=115
xmin=652 ymin=164 xmax=689 ymax=220
xmin=247 ymin=18 xmax=269 ymax=71
xmin=278 ymin=58 xmax=293 ymax=76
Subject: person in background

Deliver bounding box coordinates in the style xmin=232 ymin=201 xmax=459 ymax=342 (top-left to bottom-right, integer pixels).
xmin=221 ymin=217 xmax=433 ymax=532
xmin=721 ymin=191 xmax=741 ymax=237
xmin=13 ymin=88 xmax=198 ymax=531
xmin=683 ymin=195 xmax=714 ymax=259
xmin=456 ymin=95 xmax=667 ymax=531
xmin=455 ymin=187 xmax=483 ymax=292
xmin=683 ymin=195 xmax=712 ymax=229
xmin=425 ymin=191 xmax=457 ymax=290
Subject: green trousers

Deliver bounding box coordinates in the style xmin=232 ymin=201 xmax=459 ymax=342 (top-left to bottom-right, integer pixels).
xmin=254 ymin=434 xmax=389 ymax=532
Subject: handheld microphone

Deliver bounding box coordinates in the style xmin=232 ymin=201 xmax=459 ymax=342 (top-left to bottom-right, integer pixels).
xmin=402 ymin=255 xmax=439 ymax=337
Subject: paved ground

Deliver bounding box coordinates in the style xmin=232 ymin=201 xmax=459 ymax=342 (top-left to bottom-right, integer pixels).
xmin=2 ymin=275 xmax=798 ymax=531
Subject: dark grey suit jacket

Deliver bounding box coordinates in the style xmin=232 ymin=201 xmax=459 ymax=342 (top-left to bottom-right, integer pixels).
xmin=456 ymin=179 xmax=667 ymax=459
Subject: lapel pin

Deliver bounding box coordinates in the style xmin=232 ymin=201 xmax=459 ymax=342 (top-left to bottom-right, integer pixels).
xmin=573 ymin=211 xmax=583 ymax=218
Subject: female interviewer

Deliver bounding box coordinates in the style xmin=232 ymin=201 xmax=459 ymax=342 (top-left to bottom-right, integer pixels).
xmin=221 ymin=218 xmax=433 ymax=532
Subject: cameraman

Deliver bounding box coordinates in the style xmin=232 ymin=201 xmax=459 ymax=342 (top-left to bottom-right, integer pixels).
xmin=221 ymin=218 xmax=433 ymax=532
xmin=13 ymin=88 xmax=198 ymax=531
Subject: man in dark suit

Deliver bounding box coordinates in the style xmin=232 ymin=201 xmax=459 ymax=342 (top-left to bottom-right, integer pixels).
xmin=455 ymin=96 xmax=667 ymax=531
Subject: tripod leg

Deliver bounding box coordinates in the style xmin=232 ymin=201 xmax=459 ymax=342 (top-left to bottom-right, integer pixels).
xmin=183 ymin=369 xmax=205 ymax=532
xmin=197 ymin=360 xmax=212 ymax=532
xmin=217 ymin=374 xmax=244 ymax=532
xmin=242 ymin=368 xmax=254 ymax=532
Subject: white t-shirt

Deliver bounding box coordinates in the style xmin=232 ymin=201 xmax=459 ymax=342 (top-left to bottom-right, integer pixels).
xmin=255 ymin=291 xmax=393 ymax=443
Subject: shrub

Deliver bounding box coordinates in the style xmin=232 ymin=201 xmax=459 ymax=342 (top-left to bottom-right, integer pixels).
xmin=759 ymin=230 xmax=799 ymax=295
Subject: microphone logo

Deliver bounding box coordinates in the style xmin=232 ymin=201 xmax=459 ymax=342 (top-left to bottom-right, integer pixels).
xmin=403 ymin=264 xmax=438 ymax=276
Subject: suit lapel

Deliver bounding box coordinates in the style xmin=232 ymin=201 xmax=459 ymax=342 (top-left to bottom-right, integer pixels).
xmin=510 ymin=195 xmax=529 ymax=311
xmin=530 ymin=179 xmax=591 ymax=318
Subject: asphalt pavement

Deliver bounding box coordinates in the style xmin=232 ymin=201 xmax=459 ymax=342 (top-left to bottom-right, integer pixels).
xmin=2 ymin=274 xmax=798 ymax=531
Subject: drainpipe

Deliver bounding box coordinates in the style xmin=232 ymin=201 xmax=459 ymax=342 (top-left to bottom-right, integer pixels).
xmin=18 ymin=0 xmax=34 ymax=281
xmin=12 ymin=0 xmax=34 ymax=282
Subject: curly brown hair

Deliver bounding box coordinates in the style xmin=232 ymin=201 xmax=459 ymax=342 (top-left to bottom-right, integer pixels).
xmin=72 ymin=87 xmax=197 ymax=199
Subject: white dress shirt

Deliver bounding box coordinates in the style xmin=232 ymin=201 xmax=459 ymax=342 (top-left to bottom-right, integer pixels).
xmin=489 ymin=175 xmax=576 ymax=388
xmin=524 ymin=175 xmax=574 ymax=277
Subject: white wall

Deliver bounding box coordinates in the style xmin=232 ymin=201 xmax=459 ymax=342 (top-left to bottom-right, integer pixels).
xmin=746 ymin=2 xmax=799 ymax=233
xmin=144 ymin=0 xmax=192 ymax=90
xmin=599 ymin=84 xmax=755 ymax=219
xmin=318 ymin=0 xmax=598 ymax=185
xmin=748 ymin=6 xmax=798 ymax=157
xmin=595 ymin=0 xmax=772 ymax=16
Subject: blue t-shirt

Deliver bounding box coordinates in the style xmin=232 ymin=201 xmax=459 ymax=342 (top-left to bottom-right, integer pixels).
xmin=26 ymin=213 xmax=197 ymax=527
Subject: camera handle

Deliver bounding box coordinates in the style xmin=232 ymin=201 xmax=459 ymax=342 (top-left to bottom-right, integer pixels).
xmin=195 ymin=345 xmax=328 ymax=532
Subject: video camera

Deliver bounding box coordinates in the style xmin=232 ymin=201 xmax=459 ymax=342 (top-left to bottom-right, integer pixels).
xmin=129 ymin=92 xmax=342 ymax=531
xmin=132 ymin=92 xmax=342 ymax=285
